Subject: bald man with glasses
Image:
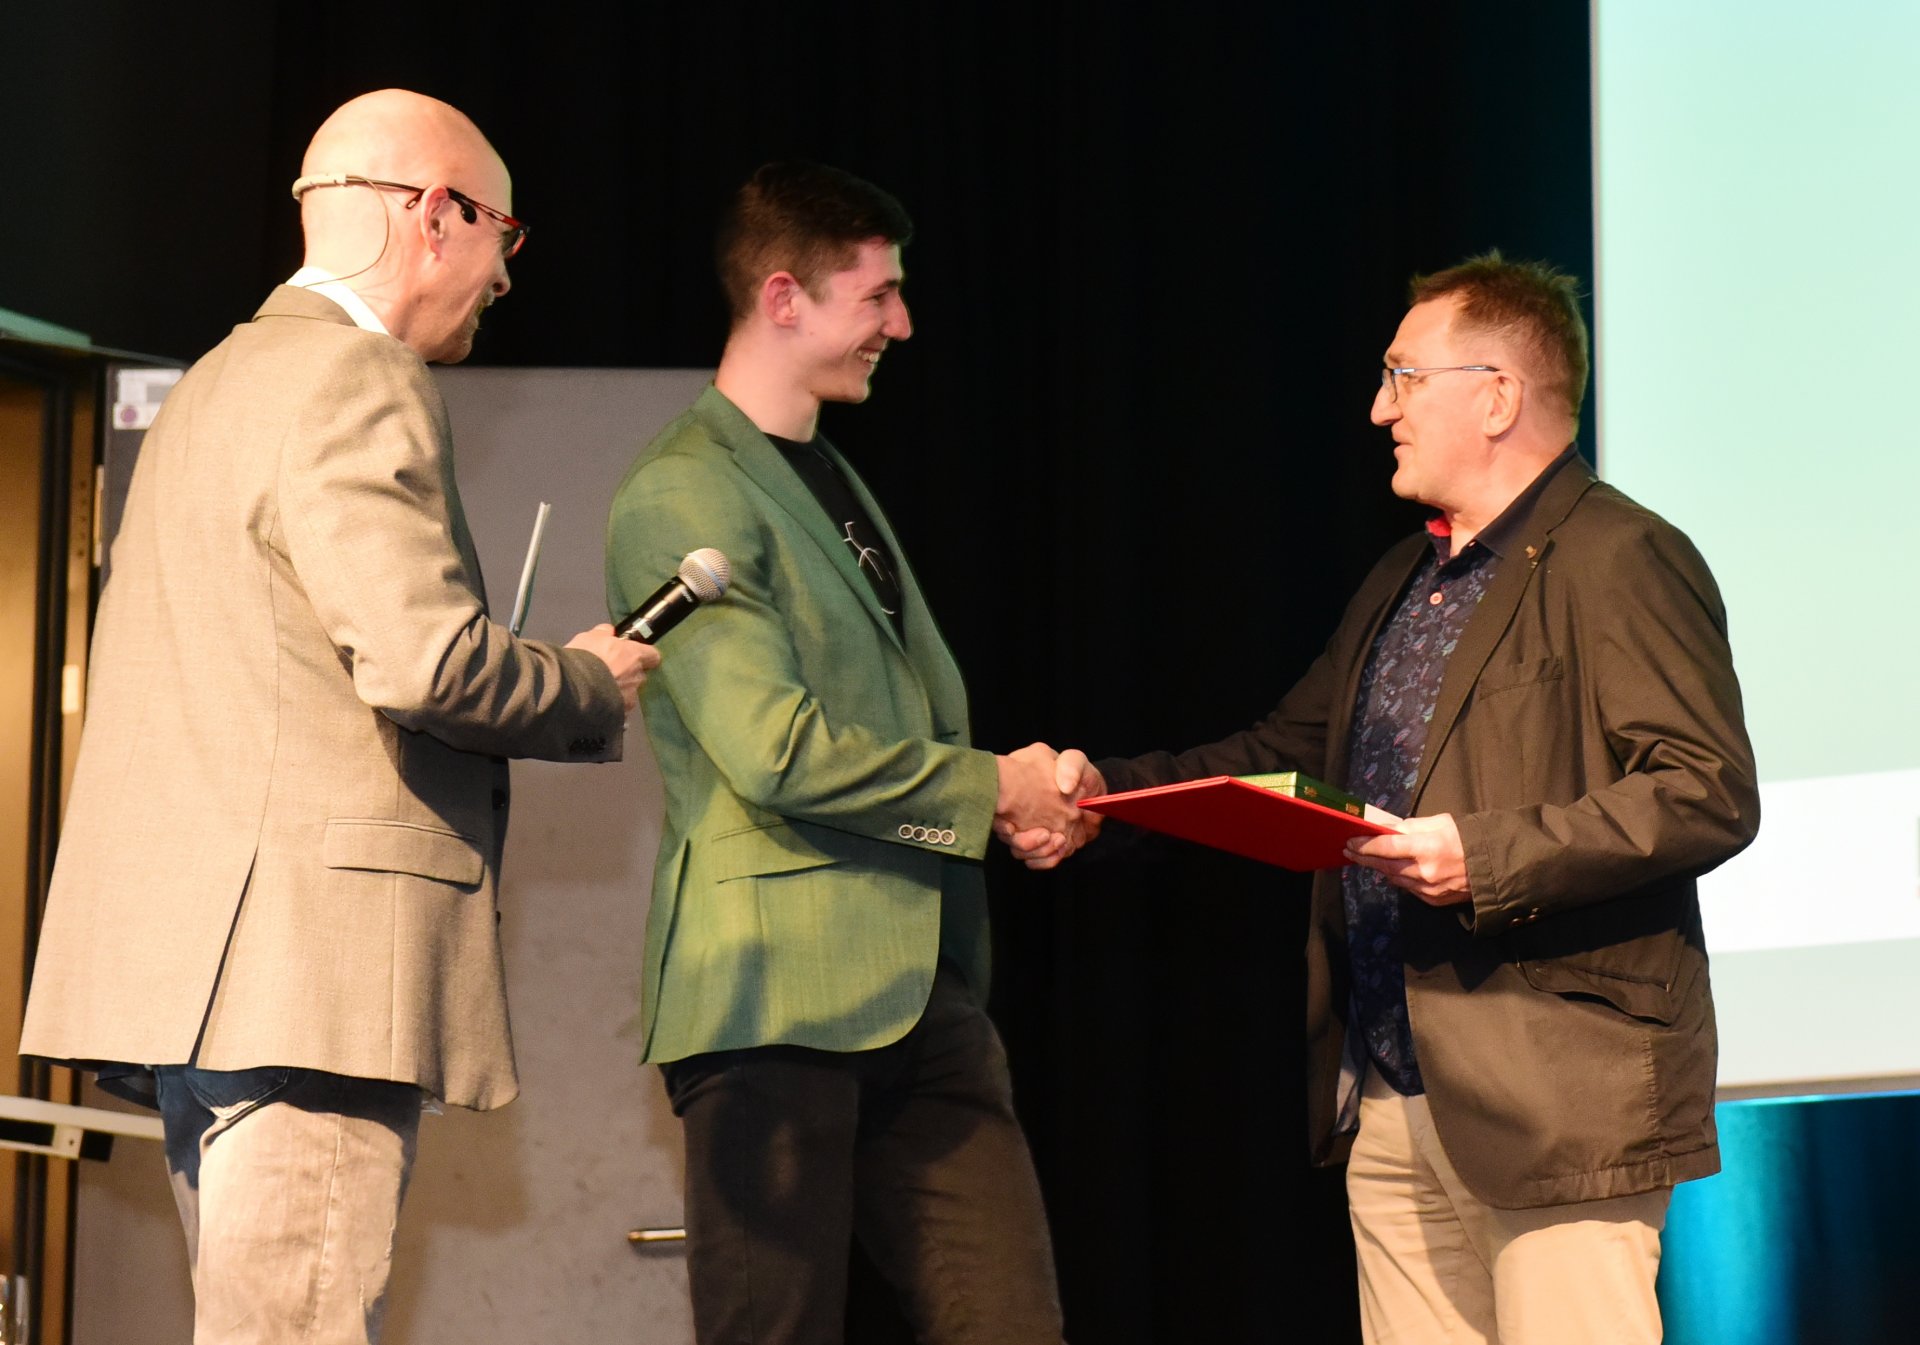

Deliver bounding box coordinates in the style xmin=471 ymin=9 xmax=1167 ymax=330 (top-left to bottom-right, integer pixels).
xmin=21 ymin=89 xmax=653 ymax=1344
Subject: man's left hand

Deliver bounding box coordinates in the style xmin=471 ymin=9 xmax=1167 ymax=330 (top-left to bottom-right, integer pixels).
xmin=1345 ymin=813 xmax=1470 ymax=906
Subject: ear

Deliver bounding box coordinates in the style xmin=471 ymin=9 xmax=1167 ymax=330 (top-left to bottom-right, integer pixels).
xmin=412 ymin=184 xmax=459 ymax=259
xmin=760 ymin=271 xmax=806 ymax=327
xmin=1483 ymin=370 xmax=1524 ymax=438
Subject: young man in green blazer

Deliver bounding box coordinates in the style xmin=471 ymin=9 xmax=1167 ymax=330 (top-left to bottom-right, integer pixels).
xmin=606 ymin=163 xmax=1084 ymax=1344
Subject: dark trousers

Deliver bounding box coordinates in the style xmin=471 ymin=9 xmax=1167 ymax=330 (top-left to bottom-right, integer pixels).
xmin=662 ymin=963 xmax=1065 ymax=1344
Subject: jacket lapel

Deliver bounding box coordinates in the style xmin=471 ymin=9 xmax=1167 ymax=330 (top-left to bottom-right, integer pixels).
xmin=819 ymin=439 xmax=970 ymax=729
xmin=1410 ymin=454 xmax=1597 ymax=810
xmin=693 ymin=388 xmax=908 ymax=656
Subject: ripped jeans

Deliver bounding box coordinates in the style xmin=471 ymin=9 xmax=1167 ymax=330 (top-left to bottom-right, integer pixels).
xmin=153 ymin=1066 xmax=422 ymax=1345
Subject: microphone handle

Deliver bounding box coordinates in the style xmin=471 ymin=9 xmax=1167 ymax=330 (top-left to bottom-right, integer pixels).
xmin=614 ymin=579 xmax=695 ymax=643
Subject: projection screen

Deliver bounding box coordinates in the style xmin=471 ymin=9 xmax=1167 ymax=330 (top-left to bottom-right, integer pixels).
xmin=1592 ymin=0 xmax=1920 ymax=1097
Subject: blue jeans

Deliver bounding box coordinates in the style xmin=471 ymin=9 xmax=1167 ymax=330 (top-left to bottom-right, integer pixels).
xmin=154 ymin=1066 xmax=422 ymax=1345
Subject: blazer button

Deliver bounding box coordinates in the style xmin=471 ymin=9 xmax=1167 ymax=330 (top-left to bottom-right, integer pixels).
xmin=911 ymin=825 xmax=930 ymax=842
xmin=898 ymin=824 xmax=915 ymax=840
xmin=938 ymin=829 xmax=956 ymax=846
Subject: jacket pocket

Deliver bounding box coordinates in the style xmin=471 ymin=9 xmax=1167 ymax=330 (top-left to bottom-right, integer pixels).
xmin=1473 ymin=654 xmax=1565 ymax=698
xmin=708 ymin=820 xmax=843 ymax=882
xmin=1518 ymin=956 xmax=1677 ymax=1025
xmin=323 ymin=819 xmax=484 ymax=886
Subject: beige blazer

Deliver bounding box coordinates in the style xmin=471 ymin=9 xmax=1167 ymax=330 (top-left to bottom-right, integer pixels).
xmin=19 ymin=287 xmax=625 ymax=1110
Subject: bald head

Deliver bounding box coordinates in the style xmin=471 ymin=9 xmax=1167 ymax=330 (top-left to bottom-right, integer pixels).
xmin=294 ymin=89 xmax=515 ymax=364
xmin=303 ymin=90 xmax=503 ymax=197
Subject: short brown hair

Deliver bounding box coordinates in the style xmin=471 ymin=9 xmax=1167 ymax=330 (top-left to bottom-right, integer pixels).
xmin=1409 ymin=252 xmax=1589 ymax=423
xmin=716 ymin=162 xmax=914 ymax=324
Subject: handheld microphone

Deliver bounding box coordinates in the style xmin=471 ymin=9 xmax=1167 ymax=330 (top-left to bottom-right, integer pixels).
xmin=615 ymin=548 xmax=731 ymax=643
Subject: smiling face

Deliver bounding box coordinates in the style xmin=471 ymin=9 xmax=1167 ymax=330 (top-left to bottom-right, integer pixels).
xmin=413 ymin=155 xmax=516 ymax=365
xmin=1370 ymin=295 xmax=1501 ymax=511
xmin=298 ymin=91 xmax=518 ymax=365
xmin=790 ymin=238 xmax=912 ymax=405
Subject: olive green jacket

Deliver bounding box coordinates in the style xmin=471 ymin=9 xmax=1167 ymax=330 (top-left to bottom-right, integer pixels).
xmin=607 ymin=387 xmax=996 ymax=1064
xmin=1102 ymin=453 xmax=1760 ymax=1208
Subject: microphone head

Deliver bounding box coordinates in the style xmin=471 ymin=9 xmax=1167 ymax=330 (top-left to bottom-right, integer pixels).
xmin=677 ymin=548 xmax=731 ymax=602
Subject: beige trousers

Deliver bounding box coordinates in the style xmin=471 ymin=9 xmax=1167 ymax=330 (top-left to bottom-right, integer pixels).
xmin=157 ymin=1067 xmax=421 ymax=1345
xmin=1347 ymin=1070 xmax=1669 ymax=1345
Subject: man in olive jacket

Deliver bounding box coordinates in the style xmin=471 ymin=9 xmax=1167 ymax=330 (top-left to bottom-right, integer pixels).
xmin=1024 ymin=255 xmax=1759 ymax=1344
xmin=606 ymin=163 xmax=1076 ymax=1344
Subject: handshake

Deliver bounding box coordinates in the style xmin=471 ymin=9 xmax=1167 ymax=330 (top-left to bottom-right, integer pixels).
xmin=991 ymin=743 xmax=1109 ymax=870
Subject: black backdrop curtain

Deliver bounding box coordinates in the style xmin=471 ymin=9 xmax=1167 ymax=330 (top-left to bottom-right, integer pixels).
xmin=2 ymin=4 xmax=1593 ymax=1340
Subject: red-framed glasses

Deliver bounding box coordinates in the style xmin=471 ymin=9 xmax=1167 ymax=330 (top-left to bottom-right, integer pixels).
xmin=290 ymin=174 xmax=529 ymax=258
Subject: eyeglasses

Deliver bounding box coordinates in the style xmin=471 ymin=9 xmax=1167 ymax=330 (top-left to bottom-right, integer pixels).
xmin=1379 ymin=365 xmax=1500 ymax=403
xmin=290 ymin=174 xmax=529 ymax=258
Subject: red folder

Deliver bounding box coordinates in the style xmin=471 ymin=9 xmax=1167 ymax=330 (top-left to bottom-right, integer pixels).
xmin=1079 ymin=776 xmax=1396 ymax=872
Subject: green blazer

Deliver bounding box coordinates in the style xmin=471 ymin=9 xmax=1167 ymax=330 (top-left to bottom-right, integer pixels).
xmin=607 ymin=387 xmax=997 ymax=1064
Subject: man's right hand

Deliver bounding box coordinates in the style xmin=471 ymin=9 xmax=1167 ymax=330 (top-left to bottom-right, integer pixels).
xmin=565 ymin=623 xmax=660 ymax=714
xmin=993 ymin=744 xmax=1106 ymax=870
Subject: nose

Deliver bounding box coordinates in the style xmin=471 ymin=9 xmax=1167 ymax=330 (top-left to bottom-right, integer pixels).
xmin=1370 ymin=380 xmax=1398 ymax=427
xmin=492 ymin=260 xmax=512 ymax=300
xmin=884 ymin=294 xmax=912 ymax=341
